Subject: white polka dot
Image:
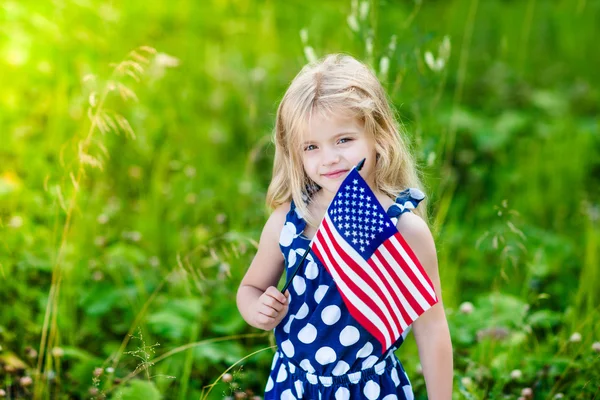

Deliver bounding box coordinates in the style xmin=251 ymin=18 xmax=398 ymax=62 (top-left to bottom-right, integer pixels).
xmin=280 ymin=388 xmax=295 ymax=400
xmin=293 ymin=276 xmax=306 ymax=295
xmin=321 ymin=305 xmax=341 ymax=325
xmin=288 ymin=250 xmax=297 ymax=266
xmin=315 ymin=346 xmax=337 ymax=365
xmin=281 ymin=340 xmax=295 ymax=358
xmin=335 ymin=387 xmax=350 ymax=400
xmin=314 ymin=285 xmax=328 ymax=304
xmin=305 ymin=260 xmax=319 ymax=279
xmin=298 ymin=323 xmax=317 ymax=344
xmin=299 ymin=359 xmax=315 ymax=373
xmin=271 ymin=352 xmax=279 ymax=370
xmin=409 ymin=188 xmax=425 ymax=200
xmin=356 ymin=342 xmax=373 ymax=358
xmin=318 ymin=376 xmax=333 ymax=387
xmin=295 ymin=303 xmax=309 ymax=320
xmin=276 ymin=364 xmax=287 ymax=382
xmin=375 ymin=360 xmax=386 ymax=374
xmin=403 ymin=384 xmax=414 ymax=400
xmin=391 ymin=368 xmax=400 ymax=387
xmin=265 ymin=376 xmax=274 ymax=392
xmin=288 ymin=362 xmax=296 ymax=374
xmin=306 ymin=374 xmax=318 ymax=385
xmin=294 ymin=380 xmax=304 ymax=398
xmin=382 ymin=395 xmax=398 ymax=400
xmin=331 ymin=360 xmax=350 ymax=376
xmin=348 ymin=371 xmax=362 ymax=384
xmin=283 ymin=315 xmax=295 ymax=334
xmin=339 ymin=326 xmax=360 ymax=346
xmin=280 ymin=222 xmax=296 ymax=247
xmin=362 ymin=355 xmax=378 ymax=370
xmin=363 ymin=380 xmax=380 ymax=400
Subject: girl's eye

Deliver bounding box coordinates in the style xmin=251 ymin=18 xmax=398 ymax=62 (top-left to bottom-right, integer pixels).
xmin=304 ymin=144 xmax=317 ymax=151
xmin=338 ymin=138 xmax=352 ymax=144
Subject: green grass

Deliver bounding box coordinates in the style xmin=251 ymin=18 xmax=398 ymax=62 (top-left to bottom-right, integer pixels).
xmin=0 ymin=0 xmax=599 ymax=398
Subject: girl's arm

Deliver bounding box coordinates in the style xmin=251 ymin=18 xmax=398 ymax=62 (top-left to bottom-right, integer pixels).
xmin=397 ymin=212 xmax=454 ymax=400
xmin=237 ymin=203 xmax=291 ymax=331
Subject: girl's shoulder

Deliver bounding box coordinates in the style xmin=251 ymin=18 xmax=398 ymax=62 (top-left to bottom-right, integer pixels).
xmin=262 ymin=202 xmax=292 ymax=242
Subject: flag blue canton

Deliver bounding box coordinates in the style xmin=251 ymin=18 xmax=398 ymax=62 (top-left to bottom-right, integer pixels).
xmin=327 ymin=168 xmax=398 ymax=257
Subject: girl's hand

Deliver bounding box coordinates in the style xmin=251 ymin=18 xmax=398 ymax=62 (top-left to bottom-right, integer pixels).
xmin=254 ymin=287 xmax=290 ymax=331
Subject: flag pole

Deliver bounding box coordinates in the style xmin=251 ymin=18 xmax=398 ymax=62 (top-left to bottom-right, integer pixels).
xmin=280 ymin=158 xmax=366 ymax=293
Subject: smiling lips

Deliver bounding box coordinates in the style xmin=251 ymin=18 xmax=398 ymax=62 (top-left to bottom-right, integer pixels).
xmin=322 ymin=169 xmax=349 ymax=178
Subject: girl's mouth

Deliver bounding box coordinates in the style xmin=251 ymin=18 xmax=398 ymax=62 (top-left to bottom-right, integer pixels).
xmin=322 ymin=170 xmax=348 ymax=179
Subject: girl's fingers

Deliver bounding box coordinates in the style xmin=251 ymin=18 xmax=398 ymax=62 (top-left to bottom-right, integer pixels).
xmin=259 ymin=304 xmax=279 ymax=318
xmin=265 ymin=286 xmax=287 ymax=304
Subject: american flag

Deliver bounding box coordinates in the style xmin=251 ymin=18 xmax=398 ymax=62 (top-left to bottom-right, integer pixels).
xmin=309 ymin=167 xmax=439 ymax=353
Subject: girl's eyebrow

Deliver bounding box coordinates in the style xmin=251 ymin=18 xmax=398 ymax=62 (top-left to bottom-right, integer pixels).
xmin=302 ymin=131 xmax=359 ymax=145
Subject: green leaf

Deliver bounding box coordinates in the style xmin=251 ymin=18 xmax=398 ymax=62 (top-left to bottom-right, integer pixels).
xmin=114 ymin=380 xmax=162 ymax=400
xmin=527 ymin=310 xmax=562 ymax=328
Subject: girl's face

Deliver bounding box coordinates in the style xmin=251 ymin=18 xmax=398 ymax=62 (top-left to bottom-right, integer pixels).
xmin=301 ymin=111 xmax=378 ymax=204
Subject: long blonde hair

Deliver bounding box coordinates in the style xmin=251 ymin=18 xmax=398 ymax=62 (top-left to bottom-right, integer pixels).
xmin=266 ymin=53 xmax=428 ymax=227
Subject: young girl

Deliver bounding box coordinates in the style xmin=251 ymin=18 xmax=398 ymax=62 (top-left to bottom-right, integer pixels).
xmin=237 ymin=54 xmax=453 ymax=399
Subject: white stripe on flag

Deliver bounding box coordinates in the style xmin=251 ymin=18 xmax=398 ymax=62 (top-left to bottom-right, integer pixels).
xmin=312 ymin=237 xmax=392 ymax=350
xmin=378 ymin=245 xmax=432 ymax=312
xmin=389 ymin=235 xmax=437 ymax=301
xmin=325 ymin=217 xmax=404 ymax=337
xmin=370 ymin=251 xmax=418 ymax=322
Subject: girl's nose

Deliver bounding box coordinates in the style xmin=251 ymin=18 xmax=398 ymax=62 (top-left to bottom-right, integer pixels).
xmin=322 ymin=149 xmax=341 ymax=166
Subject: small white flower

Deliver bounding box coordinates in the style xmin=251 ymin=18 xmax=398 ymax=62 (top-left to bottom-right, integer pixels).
xmin=439 ymin=35 xmax=451 ymax=62
xmin=569 ymin=332 xmax=582 ymax=343
xmin=106 ymin=367 xmax=115 ymax=374
xmin=51 ymin=347 xmax=64 ymax=357
xmin=460 ymin=377 xmax=472 ymax=387
xmin=97 ymin=214 xmax=109 ymax=224
xmin=155 ymin=53 xmax=180 ymax=68
xmin=459 ymin=301 xmax=474 ymax=314
xmin=553 ymin=394 xmax=564 ymax=399
xmin=366 ymin=35 xmax=373 ymax=57
xmin=379 ymin=56 xmax=390 ymax=78
xmin=510 ymin=369 xmax=522 ymax=380
xmin=521 ymin=387 xmax=533 ymax=397
xmin=299 ymin=28 xmax=309 ymax=44
xmin=388 ymin=35 xmax=397 ymax=53
xmin=8 ymin=216 xmax=23 ymax=228
xmin=304 ymin=46 xmax=317 ymax=64
xmin=591 ymin=342 xmax=600 ymax=352
xmin=129 ymin=231 xmax=142 ymax=242
xmin=346 ymin=14 xmax=359 ymax=32
xmin=359 ymin=1 xmax=369 ymax=20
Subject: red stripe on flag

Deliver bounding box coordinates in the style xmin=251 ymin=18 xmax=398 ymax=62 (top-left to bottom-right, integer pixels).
xmin=322 ymin=221 xmax=403 ymax=336
xmin=311 ymin=237 xmax=388 ymax=351
xmin=372 ymin=246 xmax=425 ymax=317
xmin=366 ymin=256 xmax=412 ymax=328
xmin=383 ymin=235 xmax=437 ymax=311
xmin=393 ymin=232 xmax=438 ymax=303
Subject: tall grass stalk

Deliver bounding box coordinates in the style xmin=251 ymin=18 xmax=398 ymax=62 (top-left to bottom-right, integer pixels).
xmin=33 ymin=46 xmax=158 ymax=399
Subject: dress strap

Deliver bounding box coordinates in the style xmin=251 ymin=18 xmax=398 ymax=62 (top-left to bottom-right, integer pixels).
xmin=387 ymin=188 xmax=426 ymax=219
xmin=287 ymin=199 xmax=307 ymax=233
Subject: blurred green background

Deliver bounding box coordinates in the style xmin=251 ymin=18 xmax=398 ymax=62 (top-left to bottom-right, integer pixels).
xmin=1 ymin=0 xmax=599 ymax=398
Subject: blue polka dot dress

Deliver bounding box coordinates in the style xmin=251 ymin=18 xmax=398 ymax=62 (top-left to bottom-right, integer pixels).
xmin=264 ymin=188 xmax=426 ymax=400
